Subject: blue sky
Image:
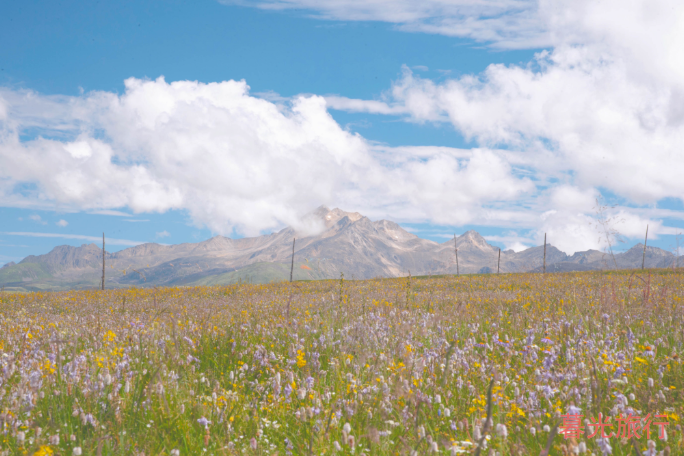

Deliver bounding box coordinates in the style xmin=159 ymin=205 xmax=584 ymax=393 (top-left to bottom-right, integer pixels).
xmin=1 ymin=0 xmax=684 ymax=265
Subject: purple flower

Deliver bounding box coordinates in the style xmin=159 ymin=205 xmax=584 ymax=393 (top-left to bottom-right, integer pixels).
xmin=186 ymin=354 xmax=199 ymax=363
xmin=85 ymin=414 xmax=97 ymax=427
xmin=566 ymin=405 xmax=581 ymax=415
xmin=597 ymin=437 xmax=612 ymax=455
xmin=197 ymin=417 xmax=211 ymax=428
xmin=495 ymin=339 xmax=511 ymax=348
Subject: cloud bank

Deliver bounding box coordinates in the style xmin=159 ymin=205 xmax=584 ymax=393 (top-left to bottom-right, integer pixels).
xmin=2 ymin=0 xmax=683 ymax=254
xmin=315 ymin=0 xmax=684 ymax=253
xmin=0 ymin=78 xmax=531 ymax=239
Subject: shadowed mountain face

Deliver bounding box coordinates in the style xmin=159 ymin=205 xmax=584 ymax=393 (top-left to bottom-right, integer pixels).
xmin=1 ymin=206 xmax=681 ymax=291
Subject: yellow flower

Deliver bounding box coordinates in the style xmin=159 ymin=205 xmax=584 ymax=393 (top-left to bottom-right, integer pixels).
xmin=34 ymin=446 xmax=54 ymax=456
xmin=296 ymin=350 xmax=307 ymax=368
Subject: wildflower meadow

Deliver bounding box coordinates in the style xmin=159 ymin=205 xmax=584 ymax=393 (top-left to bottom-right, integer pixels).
xmin=0 ymin=270 xmax=682 ymax=455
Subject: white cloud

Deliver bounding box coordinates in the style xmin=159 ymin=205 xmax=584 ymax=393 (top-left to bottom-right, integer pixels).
xmin=156 ymin=230 xmax=171 ymax=238
xmin=29 ymin=215 xmax=47 ymax=225
xmin=483 ymin=234 xmax=533 ymax=252
xmin=325 ymin=96 xmax=405 ymax=115
xmin=223 ymin=0 xmax=548 ymax=49
xmin=89 ymin=210 xmax=132 ymax=216
xmin=314 ymin=0 xmax=684 ymax=252
xmin=0 ymin=77 xmax=531 ymax=237
xmin=2 ymin=232 xmax=145 ymax=246
xmin=56 ymin=219 xmax=68 ymax=227
xmin=549 ymin=186 xmax=597 ymax=213
xmin=2 ymin=0 xmax=684 ymax=253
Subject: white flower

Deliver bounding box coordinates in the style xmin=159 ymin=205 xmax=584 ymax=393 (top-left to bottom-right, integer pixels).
xmin=496 ymin=423 xmax=508 ymax=438
xmin=473 ymin=426 xmax=481 ymax=440
xmin=170 ymin=450 xmax=180 ymax=456
xmin=73 ymin=448 xmax=82 ymax=456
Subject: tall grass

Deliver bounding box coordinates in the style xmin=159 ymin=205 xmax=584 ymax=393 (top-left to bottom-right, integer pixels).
xmin=0 ymin=270 xmax=682 ymax=455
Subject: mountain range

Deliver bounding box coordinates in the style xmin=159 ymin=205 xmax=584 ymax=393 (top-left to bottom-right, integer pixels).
xmin=1 ymin=206 xmax=681 ymax=291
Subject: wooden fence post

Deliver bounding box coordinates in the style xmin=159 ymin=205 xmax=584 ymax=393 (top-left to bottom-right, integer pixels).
xmin=543 ymin=233 xmax=547 ymax=274
xmin=453 ymin=234 xmax=459 ymax=277
xmin=642 ymin=225 xmax=649 ymax=270
xmin=290 ymin=238 xmax=296 ymax=282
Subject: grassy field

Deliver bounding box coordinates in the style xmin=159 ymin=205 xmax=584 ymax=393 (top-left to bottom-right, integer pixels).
xmin=0 ymin=270 xmax=682 ymax=455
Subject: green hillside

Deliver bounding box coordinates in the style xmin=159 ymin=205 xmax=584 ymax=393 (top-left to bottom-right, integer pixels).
xmin=0 ymin=262 xmax=52 ymax=285
xmin=187 ymin=261 xmax=329 ymax=285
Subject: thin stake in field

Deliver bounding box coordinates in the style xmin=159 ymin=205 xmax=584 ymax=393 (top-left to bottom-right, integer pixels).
xmin=101 ymin=232 xmax=105 ymax=290
xmin=642 ymin=224 xmax=649 ymax=270
xmin=290 ymin=237 xmax=296 ymax=282
xmin=543 ymin=233 xmax=547 ymax=274
xmin=453 ymin=233 xmax=459 ymax=276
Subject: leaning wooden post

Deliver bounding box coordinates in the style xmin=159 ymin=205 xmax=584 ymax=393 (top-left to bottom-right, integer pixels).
xmin=101 ymin=232 xmax=105 ymax=290
xmin=543 ymin=233 xmax=547 ymax=274
xmin=453 ymin=234 xmax=459 ymax=277
xmin=289 ymin=237 xmax=296 ymax=282
xmin=497 ymin=248 xmax=501 ymax=274
xmin=642 ymin=225 xmax=649 ymax=270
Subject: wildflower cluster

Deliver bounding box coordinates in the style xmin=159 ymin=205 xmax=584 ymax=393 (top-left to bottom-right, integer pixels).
xmin=0 ymin=270 xmax=682 ymax=455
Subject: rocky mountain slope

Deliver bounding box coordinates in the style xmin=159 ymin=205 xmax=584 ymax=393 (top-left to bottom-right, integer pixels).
xmin=1 ymin=206 xmax=681 ymax=291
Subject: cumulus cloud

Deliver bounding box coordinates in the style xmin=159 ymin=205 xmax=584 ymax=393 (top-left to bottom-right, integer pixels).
xmin=2 ymin=0 xmax=683 ymax=254
xmin=56 ymin=219 xmax=68 ymax=227
xmin=156 ymin=230 xmax=171 ymax=238
xmin=0 ymin=77 xmax=531 ymax=237
xmin=318 ymin=0 xmax=684 ymax=253
xmin=484 ymin=234 xmax=533 ymax=252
